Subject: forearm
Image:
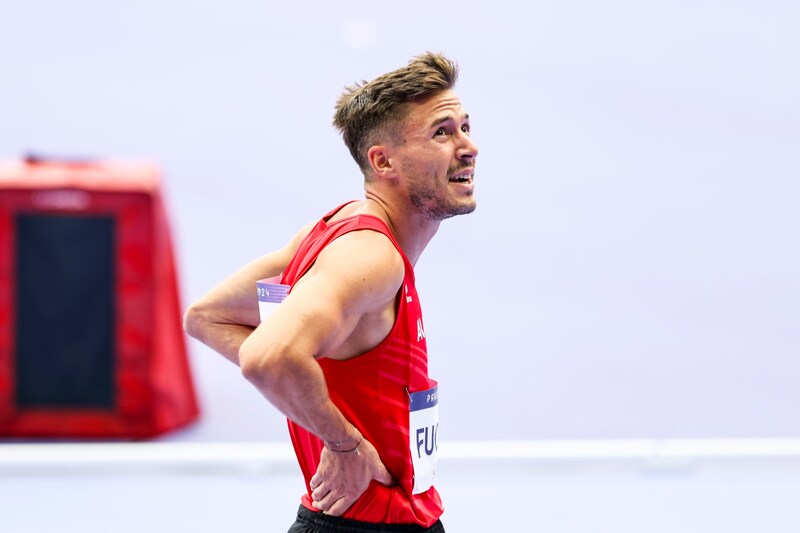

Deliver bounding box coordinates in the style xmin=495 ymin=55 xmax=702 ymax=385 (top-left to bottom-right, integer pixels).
xmin=187 ymin=319 xmax=254 ymax=366
xmin=239 ymin=339 xmax=353 ymax=443
xmin=184 ymin=294 xmax=261 ymax=365
xmin=183 ymin=243 xmax=307 ymax=364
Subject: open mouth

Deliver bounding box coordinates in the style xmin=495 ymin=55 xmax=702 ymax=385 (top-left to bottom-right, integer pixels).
xmin=448 ymin=174 xmax=473 ymax=184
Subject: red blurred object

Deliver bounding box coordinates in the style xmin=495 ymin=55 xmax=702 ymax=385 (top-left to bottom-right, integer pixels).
xmin=0 ymin=156 xmax=199 ymax=438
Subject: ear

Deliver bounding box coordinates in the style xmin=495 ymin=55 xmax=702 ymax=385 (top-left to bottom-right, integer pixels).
xmin=367 ymin=145 xmax=397 ymax=179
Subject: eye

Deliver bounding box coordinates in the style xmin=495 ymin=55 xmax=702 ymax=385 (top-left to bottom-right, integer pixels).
xmin=434 ymin=127 xmax=448 ymax=137
xmin=461 ymin=123 xmax=470 ymax=134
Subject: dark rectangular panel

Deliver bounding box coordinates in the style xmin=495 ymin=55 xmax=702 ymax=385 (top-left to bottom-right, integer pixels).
xmin=15 ymin=213 xmax=116 ymax=409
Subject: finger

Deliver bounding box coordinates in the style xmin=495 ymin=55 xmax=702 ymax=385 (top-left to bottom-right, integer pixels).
xmin=310 ymin=483 xmax=329 ymax=502
xmin=309 ymin=474 xmax=321 ymax=490
xmin=325 ymin=496 xmax=355 ymax=517
xmin=311 ymin=489 xmax=338 ymax=512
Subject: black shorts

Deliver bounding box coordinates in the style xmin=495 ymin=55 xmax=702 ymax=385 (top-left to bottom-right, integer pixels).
xmin=287 ymin=505 xmax=446 ymax=533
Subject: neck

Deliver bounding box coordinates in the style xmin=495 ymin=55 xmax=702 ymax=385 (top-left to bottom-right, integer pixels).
xmin=361 ymin=192 xmax=439 ymax=266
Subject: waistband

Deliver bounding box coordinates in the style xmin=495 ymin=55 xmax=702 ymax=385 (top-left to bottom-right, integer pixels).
xmin=294 ymin=505 xmax=445 ymax=533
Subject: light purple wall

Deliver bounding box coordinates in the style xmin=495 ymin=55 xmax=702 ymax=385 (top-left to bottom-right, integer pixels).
xmin=1 ymin=1 xmax=798 ymax=441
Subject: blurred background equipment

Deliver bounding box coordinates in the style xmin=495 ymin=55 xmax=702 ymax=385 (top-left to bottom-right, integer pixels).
xmin=0 ymin=155 xmax=199 ymax=438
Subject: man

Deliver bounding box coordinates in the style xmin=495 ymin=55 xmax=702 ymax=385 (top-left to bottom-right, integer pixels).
xmin=184 ymin=51 xmax=478 ymax=532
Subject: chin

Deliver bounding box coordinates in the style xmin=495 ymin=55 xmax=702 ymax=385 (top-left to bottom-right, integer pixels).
xmin=439 ymin=202 xmax=476 ymax=221
xmin=457 ymin=199 xmax=477 ymax=215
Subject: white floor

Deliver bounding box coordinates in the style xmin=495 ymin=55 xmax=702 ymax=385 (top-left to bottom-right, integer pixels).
xmin=2 ymin=441 xmax=800 ymax=533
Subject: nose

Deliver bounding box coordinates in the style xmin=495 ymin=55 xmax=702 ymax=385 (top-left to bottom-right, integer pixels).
xmin=457 ymin=131 xmax=479 ymax=162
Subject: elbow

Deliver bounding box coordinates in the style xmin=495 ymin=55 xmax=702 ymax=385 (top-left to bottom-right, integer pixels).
xmin=238 ymin=341 xmax=262 ymax=384
xmin=239 ymin=336 xmax=282 ymax=389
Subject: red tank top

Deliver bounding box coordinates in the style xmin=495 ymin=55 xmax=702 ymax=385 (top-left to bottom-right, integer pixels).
xmin=279 ymin=203 xmax=443 ymax=526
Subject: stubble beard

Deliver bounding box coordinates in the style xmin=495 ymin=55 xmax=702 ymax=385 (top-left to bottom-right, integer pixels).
xmin=407 ymin=167 xmax=477 ymax=222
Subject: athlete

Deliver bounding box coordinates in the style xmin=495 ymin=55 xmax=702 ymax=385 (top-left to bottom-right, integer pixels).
xmin=183 ymin=52 xmax=478 ymax=532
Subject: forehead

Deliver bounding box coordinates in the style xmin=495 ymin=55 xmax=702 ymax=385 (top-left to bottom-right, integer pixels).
xmin=403 ymin=89 xmax=467 ymax=128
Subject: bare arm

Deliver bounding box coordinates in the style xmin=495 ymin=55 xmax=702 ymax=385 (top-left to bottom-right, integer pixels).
xmin=183 ymin=221 xmax=316 ymax=365
xmin=238 ymin=229 xmax=403 ymax=514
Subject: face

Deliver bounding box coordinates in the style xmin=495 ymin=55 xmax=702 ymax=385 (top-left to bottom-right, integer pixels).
xmin=393 ymin=89 xmax=479 ymax=222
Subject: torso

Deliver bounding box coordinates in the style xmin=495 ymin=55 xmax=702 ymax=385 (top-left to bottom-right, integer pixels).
xmin=282 ymin=204 xmax=443 ymax=526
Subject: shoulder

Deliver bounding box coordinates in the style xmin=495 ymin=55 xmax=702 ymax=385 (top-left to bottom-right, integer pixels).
xmin=321 ymin=228 xmax=404 ymax=283
xmin=305 ymin=228 xmax=405 ymax=310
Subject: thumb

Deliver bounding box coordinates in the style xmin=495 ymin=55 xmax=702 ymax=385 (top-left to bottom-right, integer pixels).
xmin=361 ymin=437 xmax=395 ymax=486
xmin=373 ymin=462 xmax=395 ymax=486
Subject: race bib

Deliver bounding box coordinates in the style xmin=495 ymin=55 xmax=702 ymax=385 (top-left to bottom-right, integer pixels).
xmin=256 ymin=276 xmax=290 ymax=322
xmin=408 ymin=380 xmax=439 ymax=495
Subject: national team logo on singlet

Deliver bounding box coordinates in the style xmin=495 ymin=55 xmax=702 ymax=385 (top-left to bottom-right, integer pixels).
xmin=408 ymin=380 xmax=439 ymax=495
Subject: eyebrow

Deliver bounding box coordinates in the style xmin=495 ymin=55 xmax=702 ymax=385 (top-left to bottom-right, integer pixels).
xmin=429 ymin=113 xmax=470 ymax=129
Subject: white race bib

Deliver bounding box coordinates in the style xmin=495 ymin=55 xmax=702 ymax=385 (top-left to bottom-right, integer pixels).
xmin=256 ymin=277 xmax=289 ymax=322
xmin=408 ymin=380 xmax=439 ymax=495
